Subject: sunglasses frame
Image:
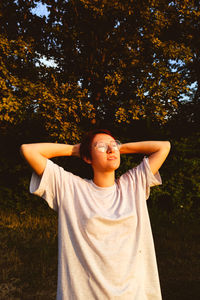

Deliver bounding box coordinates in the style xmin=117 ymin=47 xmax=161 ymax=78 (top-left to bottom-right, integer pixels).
xmin=93 ymin=140 xmax=121 ymax=153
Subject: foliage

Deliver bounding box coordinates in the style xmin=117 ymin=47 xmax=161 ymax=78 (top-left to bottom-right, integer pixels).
xmin=150 ymin=134 xmax=200 ymax=218
xmin=0 ymin=31 xmax=95 ymax=142
xmin=35 ymin=0 xmax=195 ymax=126
xmin=172 ymin=0 xmax=200 ymax=104
xmin=0 ymin=36 xmax=95 ymax=142
xmin=1 ymin=0 xmax=200 ymax=141
xmin=0 ymin=0 xmax=95 ymax=142
xmin=0 ymin=0 xmax=200 ymax=216
xmin=34 ymin=75 xmax=95 ymax=142
xmin=0 ymin=34 xmax=36 ymax=124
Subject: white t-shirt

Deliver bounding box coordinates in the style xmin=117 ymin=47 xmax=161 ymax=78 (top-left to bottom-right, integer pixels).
xmin=30 ymin=157 xmax=162 ymax=300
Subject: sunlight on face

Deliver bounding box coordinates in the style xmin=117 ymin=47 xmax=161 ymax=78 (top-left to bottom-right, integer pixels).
xmin=90 ymin=134 xmax=121 ymax=172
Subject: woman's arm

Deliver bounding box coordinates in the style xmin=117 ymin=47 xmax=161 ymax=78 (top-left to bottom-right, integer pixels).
xmin=120 ymin=141 xmax=171 ymax=175
xmin=20 ymin=143 xmax=80 ymax=176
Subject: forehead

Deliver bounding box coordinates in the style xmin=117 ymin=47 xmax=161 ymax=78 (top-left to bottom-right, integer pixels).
xmin=92 ymin=133 xmax=115 ymax=144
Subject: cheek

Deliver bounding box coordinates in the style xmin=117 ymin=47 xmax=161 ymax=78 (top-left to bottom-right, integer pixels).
xmin=91 ymin=150 xmax=105 ymax=163
xmin=117 ymin=156 xmax=121 ymax=167
xmin=116 ymin=152 xmax=121 ymax=161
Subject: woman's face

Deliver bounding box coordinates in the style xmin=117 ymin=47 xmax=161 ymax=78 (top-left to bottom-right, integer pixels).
xmin=88 ymin=133 xmax=121 ymax=173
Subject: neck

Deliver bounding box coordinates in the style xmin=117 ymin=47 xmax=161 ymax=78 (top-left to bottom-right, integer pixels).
xmin=93 ymin=171 xmax=115 ymax=187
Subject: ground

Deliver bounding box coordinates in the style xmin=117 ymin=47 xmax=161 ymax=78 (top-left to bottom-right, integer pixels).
xmin=0 ymin=207 xmax=199 ymax=300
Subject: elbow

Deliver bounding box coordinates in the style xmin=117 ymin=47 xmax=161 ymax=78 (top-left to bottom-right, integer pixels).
xmin=166 ymin=140 xmax=171 ymax=150
xmin=20 ymin=144 xmax=25 ymax=156
xmin=163 ymin=141 xmax=171 ymax=155
xmin=20 ymin=144 xmax=30 ymax=158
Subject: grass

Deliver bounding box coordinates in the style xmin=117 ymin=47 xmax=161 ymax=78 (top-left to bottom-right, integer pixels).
xmin=0 ymin=208 xmax=57 ymax=299
xmin=150 ymin=209 xmax=200 ymax=300
xmin=0 ymin=206 xmax=200 ymax=299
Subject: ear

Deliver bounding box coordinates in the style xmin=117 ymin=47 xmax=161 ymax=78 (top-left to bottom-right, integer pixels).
xmin=83 ymin=157 xmax=92 ymax=165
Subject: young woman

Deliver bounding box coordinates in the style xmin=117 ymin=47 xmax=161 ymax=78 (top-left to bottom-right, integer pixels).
xmin=20 ymin=129 xmax=170 ymax=300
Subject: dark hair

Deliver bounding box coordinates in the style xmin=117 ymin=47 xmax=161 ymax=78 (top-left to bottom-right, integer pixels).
xmin=80 ymin=129 xmax=114 ymax=161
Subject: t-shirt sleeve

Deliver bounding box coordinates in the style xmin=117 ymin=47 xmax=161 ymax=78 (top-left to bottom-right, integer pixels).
xmin=128 ymin=157 xmax=162 ymax=200
xmin=29 ymin=159 xmax=69 ymax=211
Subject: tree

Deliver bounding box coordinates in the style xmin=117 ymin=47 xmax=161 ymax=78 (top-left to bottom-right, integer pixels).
xmin=0 ymin=0 xmax=95 ymax=142
xmin=33 ymin=0 xmax=193 ymax=127
xmin=1 ymin=0 xmax=199 ymax=140
xmin=172 ymin=0 xmax=200 ymax=104
xmin=1 ymin=0 xmax=200 ymax=214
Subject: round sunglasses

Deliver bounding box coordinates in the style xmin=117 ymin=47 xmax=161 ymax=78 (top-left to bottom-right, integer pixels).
xmin=93 ymin=140 xmax=121 ymax=153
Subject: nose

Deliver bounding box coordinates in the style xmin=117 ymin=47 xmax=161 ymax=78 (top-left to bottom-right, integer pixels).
xmin=107 ymin=145 xmax=115 ymax=153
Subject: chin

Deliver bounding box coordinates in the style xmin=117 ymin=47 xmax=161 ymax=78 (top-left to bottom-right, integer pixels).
xmin=109 ymin=161 xmax=120 ymax=171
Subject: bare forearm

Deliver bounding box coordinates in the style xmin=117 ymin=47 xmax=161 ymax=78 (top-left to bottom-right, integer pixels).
xmin=20 ymin=143 xmax=80 ymax=176
xmin=120 ymin=141 xmax=171 ymax=175
xmin=21 ymin=143 xmax=79 ymax=158
xmin=120 ymin=141 xmax=170 ymax=155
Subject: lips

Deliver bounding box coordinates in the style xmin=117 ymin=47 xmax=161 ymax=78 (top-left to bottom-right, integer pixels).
xmin=107 ymin=156 xmax=117 ymax=160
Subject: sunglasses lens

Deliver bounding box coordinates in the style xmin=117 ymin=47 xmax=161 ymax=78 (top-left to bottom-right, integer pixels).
xmin=96 ymin=142 xmax=107 ymax=152
xmin=111 ymin=140 xmax=120 ymax=149
xmin=95 ymin=140 xmax=120 ymax=152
